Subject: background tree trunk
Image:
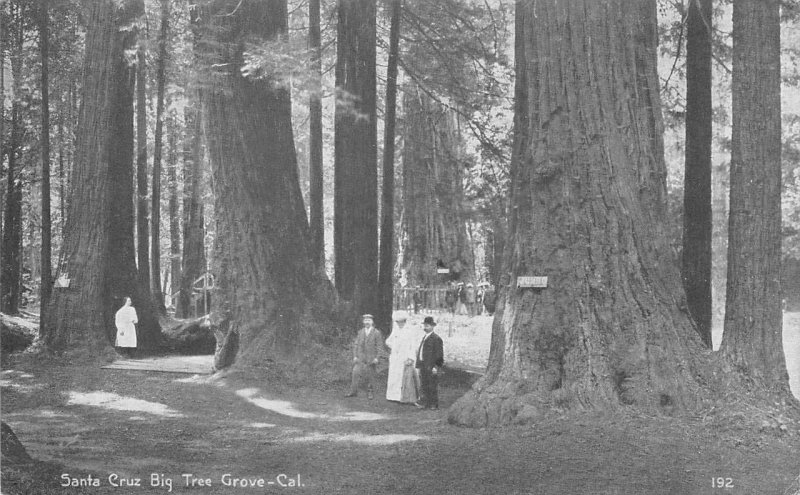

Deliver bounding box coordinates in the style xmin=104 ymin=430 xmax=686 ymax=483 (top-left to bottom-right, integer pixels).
xmin=376 ymin=0 xmax=401 ymax=333
xmin=1 ymin=6 xmax=24 ymax=315
xmin=334 ymin=0 xmax=378 ymax=316
xmin=177 ymin=103 xmax=205 ymax=318
xmin=168 ymin=111 xmax=181 ymax=307
xmin=308 ymin=0 xmax=324 ymax=270
xmin=40 ymin=0 xmax=53 ymax=317
xmin=721 ymin=0 xmax=788 ymax=390
xmin=150 ymin=0 xmax=170 ymax=312
xmin=401 ymin=85 xmax=472 ymax=287
xmin=43 ymin=0 xmax=161 ymax=353
xmin=198 ymin=0 xmax=339 ymax=365
xmin=682 ymin=0 xmax=713 ymax=348
xmin=449 ymin=0 xmax=707 ymax=427
xmin=136 ymin=45 xmax=150 ymax=298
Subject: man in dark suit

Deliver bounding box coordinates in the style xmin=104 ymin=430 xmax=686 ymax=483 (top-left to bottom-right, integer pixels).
xmin=346 ymin=314 xmax=384 ymax=400
xmin=415 ymin=316 xmax=444 ymax=410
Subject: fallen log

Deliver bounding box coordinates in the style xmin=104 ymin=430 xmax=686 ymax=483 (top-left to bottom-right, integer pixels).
xmin=0 ymin=313 xmax=38 ymax=353
xmin=162 ymin=315 xmax=217 ymax=355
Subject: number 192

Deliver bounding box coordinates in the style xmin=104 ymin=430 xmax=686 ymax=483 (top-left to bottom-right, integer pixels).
xmin=712 ymin=477 xmax=734 ymax=488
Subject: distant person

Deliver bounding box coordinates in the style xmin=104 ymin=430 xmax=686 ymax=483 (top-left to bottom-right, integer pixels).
xmin=445 ymin=284 xmax=457 ymax=314
xmin=345 ymin=314 xmax=384 ymax=400
xmin=476 ymin=285 xmax=485 ymax=315
xmin=385 ymin=311 xmax=423 ymax=403
xmin=457 ymin=283 xmax=467 ymax=315
xmin=413 ymin=286 xmax=422 ymax=314
xmin=415 ymin=316 xmax=444 ymax=410
xmin=465 ymin=283 xmax=476 ymax=316
xmin=483 ymin=285 xmax=496 ymax=316
xmin=114 ymin=297 xmax=138 ymax=357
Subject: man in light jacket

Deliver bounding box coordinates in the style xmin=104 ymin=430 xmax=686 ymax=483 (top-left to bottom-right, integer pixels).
xmin=345 ymin=314 xmax=384 ymax=400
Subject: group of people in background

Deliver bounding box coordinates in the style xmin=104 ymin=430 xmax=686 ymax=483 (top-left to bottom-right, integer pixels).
xmin=346 ymin=312 xmax=444 ymax=410
xmin=410 ymin=282 xmax=496 ymax=316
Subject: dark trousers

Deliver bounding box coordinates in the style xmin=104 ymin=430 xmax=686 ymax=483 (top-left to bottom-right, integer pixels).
xmin=350 ymin=362 xmax=379 ymax=395
xmin=418 ymin=367 xmax=439 ymax=408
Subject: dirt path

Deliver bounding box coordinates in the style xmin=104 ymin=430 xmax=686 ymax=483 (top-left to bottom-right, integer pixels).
xmin=2 ymin=355 xmax=800 ymax=495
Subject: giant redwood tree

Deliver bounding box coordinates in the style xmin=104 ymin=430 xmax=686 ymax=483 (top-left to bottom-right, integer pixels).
xmin=721 ymin=0 xmax=788 ymax=390
xmin=449 ymin=0 xmax=709 ymax=426
xmin=402 ymin=85 xmax=473 ymax=287
xmin=42 ymin=0 xmax=161 ymax=353
xmin=334 ymin=0 xmax=378 ymax=316
xmin=197 ymin=0 xmax=338 ymax=364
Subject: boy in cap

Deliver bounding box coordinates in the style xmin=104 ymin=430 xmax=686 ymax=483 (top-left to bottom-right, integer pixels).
xmin=415 ymin=316 xmax=444 ymax=409
xmin=346 ymin=314 xmax=384 ymax=400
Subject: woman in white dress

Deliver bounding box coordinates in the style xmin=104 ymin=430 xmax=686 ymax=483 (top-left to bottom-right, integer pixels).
xmin=115 ymin=297 xmax=138 ymax=356
xmin=385 ymin=311 xmax=424 ymax=403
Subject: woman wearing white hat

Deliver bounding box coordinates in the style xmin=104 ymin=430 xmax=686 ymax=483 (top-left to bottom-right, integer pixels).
xmin=385 ymin=311 xmax=423 ymax=402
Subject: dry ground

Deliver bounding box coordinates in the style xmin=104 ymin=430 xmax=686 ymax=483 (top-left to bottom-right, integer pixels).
xmin=1 ymin=313 xmax=799 ymax=495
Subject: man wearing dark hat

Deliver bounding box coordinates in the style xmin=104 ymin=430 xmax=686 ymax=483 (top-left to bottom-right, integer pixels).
xmin=346 ymin=314 xmax=384 ymax=400
xmin=415 ymin=316 xmax=444 ymax=410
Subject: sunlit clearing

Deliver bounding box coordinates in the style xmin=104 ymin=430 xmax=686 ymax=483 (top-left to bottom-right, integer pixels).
xmin=236 ymin=388 xmax=389 ymax=421
xmin=246 ymin=422 xmax=276 ymax=428
xmin=289 ymin=433 xmax=424 ymax=445
xmin=67 ymin=391 xmax=183 ymax=418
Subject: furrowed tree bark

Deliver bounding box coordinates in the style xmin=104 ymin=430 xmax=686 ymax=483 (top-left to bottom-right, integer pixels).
xmin=150 ymin=0 xmax=170 ymax=312
xmin=401 ymin=85 xmax=473 ymax=287
xmin=40 ymin=0 xmax=53 ymax=317
xmin=682 ymin=0 xmax=713 ymax=348
xmin=449 ymin=0 xmax=707 ymax=426
xmin=721 ymin=0 xmax=788 ymax=391
xmin=197 ymin=0 xmax=339 ymax=365
xmin=308 ymin=0 xmax=324 ymax=270
xmin=376 ymin=0 xmax=401 ymax=334
xmin=334 ymin=0 xmax=378 ymax=317
xmin=136 ymin=45 xmax=151 ymax=296
xmin=177 ymin=102 xmax=205 ymax=318
xmin=42 ymin=0 xmax=161 ymax=354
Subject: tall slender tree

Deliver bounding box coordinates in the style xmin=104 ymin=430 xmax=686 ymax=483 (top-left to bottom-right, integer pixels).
xmin=449 ymin=0 xmax=708 ymax=426
xmin=167 ymin=111 xmax=181 ymax=303
xmin=682 ymin=0 xmax=713 ymax=348
xmin=334 ymin=0 xmax=378 ymax=317
xmin=376 ymin=0 xmax=402 ymax=334
xmin=308 ymin=0 xmax=324 ymax=270
xmin=721 ymin=0 xmax=788 ymax=390
xmin=1 ymin=2 xmax=24 ymax=315
xmin=150 ymin=0 xmax=170 ymax=311
xmin=39 ymin=0 xmax=53 ymax=316
xmin=197 ymin=0 xmax=339 ymax=365
xmin=43 ymin=0 xmax=161 ymax=353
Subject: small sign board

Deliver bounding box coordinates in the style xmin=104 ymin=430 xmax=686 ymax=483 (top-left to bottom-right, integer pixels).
xmin=437 ymin=268 xmax=450 ymax=274
xmin=517 ymin=276 xmax=548 ymax=288
xmin=54 ymin=273 xmax=71 ymax=288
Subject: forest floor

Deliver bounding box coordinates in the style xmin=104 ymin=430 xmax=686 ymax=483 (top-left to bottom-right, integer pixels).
xmin=2 ymin=313 xmax=800 ymax=495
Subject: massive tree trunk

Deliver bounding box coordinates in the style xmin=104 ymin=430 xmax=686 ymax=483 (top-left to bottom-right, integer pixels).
xmin=376 ymin=0 xmax=401 ymax=334
xmin=682 ymin=0 xmax=713 ymax=348
xmin=150 ymin=0 xmax=170 ymax=312
xmin=177 ymin=103 xmax=206 ymax=318
xmin=721 ymin=0 xmax=788 ymax=390
xmin=308 ymin=0 xmax=324 ymax=270
xmin=1 ymin=6 xmax=24 ymax=315
xmin=40 ymin=0 xmax=53 ymax=316
xmin=197 ymin=0 xmax=338 ymax=365
xmin=449 ymin=0 xmax=707 ymax=427
xmin=401 ymin=85 xmax=472 ymax=287
xmin=136 ymin=45 xmax=150 ymax=296
xmin=334 ymin=0 xmax=378 ymax=316
xmin=42 ymin=0 xmax=161 ymax=353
